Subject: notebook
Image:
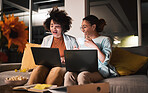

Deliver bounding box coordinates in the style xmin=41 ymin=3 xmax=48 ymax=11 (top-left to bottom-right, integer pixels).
xmin=31 ymin=47 xmax=62 ymax=68
xmin=64 ymin=50 xmax=98 ymax=72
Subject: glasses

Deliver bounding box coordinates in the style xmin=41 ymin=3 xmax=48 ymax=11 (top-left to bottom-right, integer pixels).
xmin=80 ymin=25 xmax=91 ymax=30
xmin=80 ymin=26 xmax=86 ymax=30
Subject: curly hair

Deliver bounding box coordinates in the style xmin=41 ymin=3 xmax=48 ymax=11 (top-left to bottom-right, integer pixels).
xmin=83 ymin=15 xmax=106 ymax=33
xmin=43 ymin=7 xmax=72 ymax=33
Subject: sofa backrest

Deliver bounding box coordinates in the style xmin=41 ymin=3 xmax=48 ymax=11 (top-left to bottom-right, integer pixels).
xmin=121 ymin=46 xmax=148 ymax=57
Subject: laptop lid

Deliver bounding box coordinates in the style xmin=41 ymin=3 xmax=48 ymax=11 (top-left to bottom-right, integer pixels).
xmin=64 ymin=50 xmax=98 ymax=72
xmin=31 ymin=47 xmax=62 ymax=68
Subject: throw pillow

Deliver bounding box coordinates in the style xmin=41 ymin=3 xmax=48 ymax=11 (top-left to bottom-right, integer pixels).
xmin=110 ymin=47 xmax=148 ymax=76
xmin=21 ymin=43 xmax=41 ymax=70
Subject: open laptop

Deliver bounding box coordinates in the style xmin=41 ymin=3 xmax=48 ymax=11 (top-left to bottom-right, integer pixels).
xmin=31 ymin=47 xmax=62 ymax=68
xmin=64 ymin=50 xmax=98 ymax=72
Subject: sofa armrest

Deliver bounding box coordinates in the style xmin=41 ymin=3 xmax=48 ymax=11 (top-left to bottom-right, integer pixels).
xmin=0 ymin=63 xmax=21 ymax=72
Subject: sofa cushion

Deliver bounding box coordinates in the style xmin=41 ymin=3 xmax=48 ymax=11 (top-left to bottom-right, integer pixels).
xmin=101 ymin=75 xmax=148 ymax=93
xmin=110 ymin=47 xmax=148 ymax=76
xmin=122 ymin=46 xmax=148 ymax=75
xmin=20 ymin=43 xmax=41 ymax=70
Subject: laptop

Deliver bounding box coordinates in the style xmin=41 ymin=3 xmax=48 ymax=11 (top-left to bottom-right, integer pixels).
xmin=31 ymin=47 xmax=62 ymax=68
xmin=64 ymin=50 xmax=98 ymax=72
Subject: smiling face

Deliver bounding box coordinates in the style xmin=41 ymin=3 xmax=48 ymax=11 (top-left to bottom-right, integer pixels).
xmin=50 ymin=19 xmax=62 ymax=38
xmin=81 ymin=20 xmax=96 ymax=38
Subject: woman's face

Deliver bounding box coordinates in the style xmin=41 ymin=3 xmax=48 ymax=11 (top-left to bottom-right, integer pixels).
xmin=50 ymin=19 xmax=62 ymax=38
xmin=81 ymin=20 xmax=95 ymax=37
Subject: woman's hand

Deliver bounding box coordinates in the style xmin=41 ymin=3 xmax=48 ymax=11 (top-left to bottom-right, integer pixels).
xmin=61 ymin=57 xmax=65 ymax=64
xmin=84 ymin=38 xmax=97 ymax=48
xmin=85 ymin=37 xmax=105 ymax=63
xmin=73 ymin=46 xmax=79 ymax=50
xmin=84 ymin=34 xmax=97 ymax=48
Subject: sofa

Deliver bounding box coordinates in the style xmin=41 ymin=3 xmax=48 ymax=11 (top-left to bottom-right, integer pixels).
xmin=0 ymin=46 xmax=148 ymax=93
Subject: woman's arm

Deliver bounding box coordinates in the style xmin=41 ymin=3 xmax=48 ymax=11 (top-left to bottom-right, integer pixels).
xmin=84 ymin=39 xmax=105 ymax=63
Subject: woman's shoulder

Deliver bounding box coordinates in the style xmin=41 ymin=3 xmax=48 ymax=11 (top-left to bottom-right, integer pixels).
xmin=42 ymin=35 xmax=53 ymax=43
xmin=95 ymin=36 xmax=111 ymax=41
xmin=99 ymin=35 xmax=110 ymax=39
xmin=94 ymin=36 xmax=112 ymax=44
xmin=63 ymin=34 xmax=76 ymax=39
xmin=43 ymin=35 xmax=53 ymax=39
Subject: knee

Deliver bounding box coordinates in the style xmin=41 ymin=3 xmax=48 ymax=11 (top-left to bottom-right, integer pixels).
xmin=45 ymin=67 xmax=66 ymax=85
xmin=77 ymin=71 xmax=87 ymax=81
xmin=31 ymin=65 xmax=48 ymax=75
xmin=35 ymin=65 xmax=48 ymax=72
xmin=49 ymin=67 xmax=66 ymax=79
xmin=77 ymin=71 xmax=89 ymax=85
xmin=64 ymin=72 xmax=77 ymax=86
xmin=50 ymin=67 xmax=65 ymax=75
xmin=64 ymin=72 xmax=73 ymax=80
xmin=64 ymin=72 xmax=77 ymax=83
xmin=50 ymin=67 xmax=61 ymax=72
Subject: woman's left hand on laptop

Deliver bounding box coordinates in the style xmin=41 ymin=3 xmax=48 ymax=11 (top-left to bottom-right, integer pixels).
xmin=61 ymin=57 xmax=65 ymax=64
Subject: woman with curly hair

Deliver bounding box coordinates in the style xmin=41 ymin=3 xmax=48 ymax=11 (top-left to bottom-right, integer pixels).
xmin=28 ymin=7 xmax=78 ymax=86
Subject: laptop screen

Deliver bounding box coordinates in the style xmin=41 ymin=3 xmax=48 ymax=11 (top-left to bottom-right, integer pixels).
xmin=31 ymin=47 xmax=62 ymax=68
xmin=64 ymin=50 xmax=98 ymax=72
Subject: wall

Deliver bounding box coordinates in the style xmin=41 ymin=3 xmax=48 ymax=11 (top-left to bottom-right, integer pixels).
xmin=17 ymin=7 xmax=64 ymax=26
xmin=65 ymin=0 xmax=89 ymax=39
xmin=90 ymin=0 xmax=139 ymax=47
